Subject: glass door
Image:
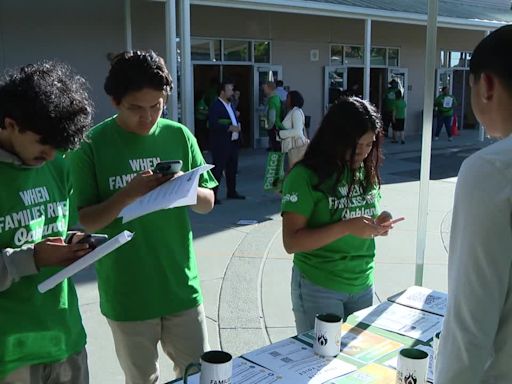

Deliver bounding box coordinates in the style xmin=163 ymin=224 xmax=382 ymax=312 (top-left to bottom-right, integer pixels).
xmin=253 ymin=65 xmax=282 ymax=148
xmin=388 ymin=67 xmax=409 ymax=100
xmin=324 ymin=66 xmax=347 ymax=112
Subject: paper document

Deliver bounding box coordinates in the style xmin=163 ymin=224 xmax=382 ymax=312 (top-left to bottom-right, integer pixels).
xmin=352 ymin=302 xmax=443 ymax=342
xmin=38 ymin=231 xmax=134 ymax=293
xmin=298 ymin=324 xmax=403 ymax=364
xmin=327 ymin=363 xmax=397 ymax=384
xmin=175 ymin=358 xmax=284 ymax=384
xmin=119 ymin=164 xmax=214 ymax=223
xmin=388 ymin=286 xmax=447 ymax=316
xmin=243 ymin=338 xmax=356 ymax=383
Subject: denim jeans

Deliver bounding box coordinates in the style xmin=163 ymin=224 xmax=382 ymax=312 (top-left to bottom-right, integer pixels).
xmin=291 ymin=265 xmax=374 ymax=334
xmin=435 ymin=115 xmax=453 ymax=138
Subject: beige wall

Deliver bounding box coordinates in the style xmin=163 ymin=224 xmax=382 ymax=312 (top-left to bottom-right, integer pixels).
xmin=191 ymin=6 xmax=485 ymax=135
xmin=0 ymin=2 xmax=488 ymax=136
xmin=0 ymin=0 xmax=127 ymax=123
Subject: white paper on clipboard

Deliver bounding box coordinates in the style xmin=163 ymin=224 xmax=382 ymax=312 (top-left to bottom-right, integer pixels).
xmin=37 ymin=230 xmax=134 ymax=293
xmin=118 ymin=164 xmax=214 ymax=224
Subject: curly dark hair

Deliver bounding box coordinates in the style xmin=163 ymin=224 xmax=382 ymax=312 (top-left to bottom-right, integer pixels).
xmin=104 ymin=50 xmax=172 ymax=104
xmin=299 ymin=97 xmax=383 ymax=198
xmin=0 ymin=61 xmax=94 ymax=150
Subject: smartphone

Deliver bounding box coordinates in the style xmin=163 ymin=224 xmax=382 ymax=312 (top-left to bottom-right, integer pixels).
xmin=77 ymin=234 xmax=109 ymax=250
xmin=153 ymin=160 xmax=183 ymax=176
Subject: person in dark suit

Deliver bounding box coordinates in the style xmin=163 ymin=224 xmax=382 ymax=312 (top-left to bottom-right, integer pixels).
xmin=208 ymin=79 xmax=245 ymax=204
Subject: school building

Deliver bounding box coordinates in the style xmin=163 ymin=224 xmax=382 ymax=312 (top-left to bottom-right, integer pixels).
xmin=1 ymin=0 xmax=511 ymax=147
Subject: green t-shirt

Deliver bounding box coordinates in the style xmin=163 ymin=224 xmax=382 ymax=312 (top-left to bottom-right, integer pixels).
xmin=394 ymin=99 xmax=407 ymax=120
xmin=0 ymin=157 xmax=86 ymax=379
xmin=267 ymin=94 xmax=284 ymax=130
xmin=383 ymin=87 xmax=397 ymax=112
xmin=68 ymin=117 xmax=218 ymax=321
xmin=435 ymin=94 xmax=456 ymax=116
xmin=281 ymin=165 xmax=381 ymax=293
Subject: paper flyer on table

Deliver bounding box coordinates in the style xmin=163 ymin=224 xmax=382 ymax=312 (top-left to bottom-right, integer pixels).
xmin=388 ymin=286 xmax=447 ymax=317
xmin=242 ymin=338 xmax=356 ymax=383
xmin=352 ymin=301 xmax=443 ymax=342
xmin=119 ymin=164 xmax=214 ymax=223
xmin=38 ymin=231 xmax=134 ymax=293
xmin=326 ymin=363 xmax=397 ymax=384
xmin=384 ymin=345 xmax=434 ymax=383
xmin=175 ymin=358 xmax=284 ymax=384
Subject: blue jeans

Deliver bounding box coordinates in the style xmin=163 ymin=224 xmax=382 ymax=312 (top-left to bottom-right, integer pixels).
xmin=291 ymin=265 xmax=374 ymax=334
xmin=435 ymin=115 xmax=452 ymax=138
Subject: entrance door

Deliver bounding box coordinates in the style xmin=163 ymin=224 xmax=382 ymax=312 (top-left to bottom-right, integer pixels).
xmin=436 ymin=68 xmax=453 ymax=96
xmin=253 ymin=65 xmax=282 ymax=148
xmin=323 ymin=66 xmax=347 ymax=112
xmin=222 ymin=65 xmax=252 ymax=147
xmin=388 ymin=67 xmax=409 ymax=101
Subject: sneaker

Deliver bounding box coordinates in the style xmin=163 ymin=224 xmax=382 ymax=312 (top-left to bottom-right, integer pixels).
xmin=391 ymin=140 xmax=398 ymax=143
xmin=434 ymin=137 xmax=439 ymax=141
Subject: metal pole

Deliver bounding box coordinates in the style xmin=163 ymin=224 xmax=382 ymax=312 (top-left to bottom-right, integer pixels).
xmin=165 ymin=0 xmax=179 ymax=121
xmin=415 ymin=0 xmax=438 ymax=286
xmin=179 ymin=0 xmax=194 ymax=132
xmin=124 ymin=0 xmax=132 ymax=50
xmin=363 ymin=18 xmax=371 ymax=101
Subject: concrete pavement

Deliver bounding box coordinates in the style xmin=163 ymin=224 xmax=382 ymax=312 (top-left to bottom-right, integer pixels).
xmin=74 ymin=129 xmax=492 ymax=383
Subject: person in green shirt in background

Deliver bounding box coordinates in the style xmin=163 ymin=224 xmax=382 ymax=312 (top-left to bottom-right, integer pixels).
xmin=0 ymin=62 xmax=93 ymax=383
xmin=68 ymin=50 xmax=217 ymax=384
xmin=281 ymin=97 xmax=398 ymax=333
xmin=382 ymin=79 xmax=398 ymax=138
xmin=434 ymin=86 xmax=457 ymax=141
xmin=263 ymin=81 xmax=284 ymax=151
xmin=392 ymin=89 xmax=407 ymax=144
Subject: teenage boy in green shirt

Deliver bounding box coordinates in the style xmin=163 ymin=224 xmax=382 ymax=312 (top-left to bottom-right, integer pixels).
xmin=69 ymin=51 xmax=217 ymax=384
xmin=0 ymin=62 xmax=93 ymax=383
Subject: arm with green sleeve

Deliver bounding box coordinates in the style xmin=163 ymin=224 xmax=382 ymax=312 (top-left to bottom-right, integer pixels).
xmin=268 ymin=95 xmax=283 ymax=130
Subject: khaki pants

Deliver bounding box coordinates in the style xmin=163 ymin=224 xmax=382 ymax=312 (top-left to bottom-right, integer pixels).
xmin=1 ymin=349 xmax=88 ymax=384
xmin=107 ymin=305 xmax=209 ymax=384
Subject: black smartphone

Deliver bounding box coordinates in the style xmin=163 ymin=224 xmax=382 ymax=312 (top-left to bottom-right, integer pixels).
xmin=77 ymin=234 xmax=109 ymax=250
xmin=153 ymin=160 xmax=183 ymax=176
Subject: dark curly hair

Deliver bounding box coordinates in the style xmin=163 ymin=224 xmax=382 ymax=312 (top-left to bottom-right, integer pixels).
xmin=104 ymin=50 xmax=172 ymax=104
xmin=299 ymin=97 xmax=383 ymax=198
xmin=0 ymin=61 xmax=93 ymax=150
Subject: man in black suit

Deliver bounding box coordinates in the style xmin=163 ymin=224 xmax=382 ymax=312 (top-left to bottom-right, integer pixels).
xmin=208 ymin=79 xmax=245 ymax=204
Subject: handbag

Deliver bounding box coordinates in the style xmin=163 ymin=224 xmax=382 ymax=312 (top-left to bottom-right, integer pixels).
xmin=287 ymin=110 xmax=310 ymax=163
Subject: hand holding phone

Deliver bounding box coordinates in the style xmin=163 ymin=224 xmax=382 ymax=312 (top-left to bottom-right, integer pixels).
xmin=153 ymin=160 xmax=183 ymax=176
xmin=76 ymin=234 xmax=109 ymax=250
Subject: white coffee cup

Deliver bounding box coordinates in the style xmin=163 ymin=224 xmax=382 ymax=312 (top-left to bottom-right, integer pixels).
xmin=313 ymin=313 xmax=342 ymax=357
xmin=396 ymin=348 xmax=429 ymax=384
xmin=183 ymin=350 xmax=232 ymax=384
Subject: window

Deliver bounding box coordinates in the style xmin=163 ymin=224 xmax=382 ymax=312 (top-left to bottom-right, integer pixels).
xmin=254 ymin=41 xmax=271 ymax=63
xmin=388 ymin=48 xmax=399 ymax=67
xmin=330 ymin=45 xmax=344 ymax=65
xmin=191 ymin=39 xmax=221 ymax=61
xmin=370 ymin=47 xmax=387 ymax=66
xmin=344 ymin=45 xmax=364 ymax=65
xmin=223 ymin=40 xmax=251 ymax=62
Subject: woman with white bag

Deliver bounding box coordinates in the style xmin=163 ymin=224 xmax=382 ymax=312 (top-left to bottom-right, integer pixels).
xmin=278 ymin=90 xmax=309 ymax=169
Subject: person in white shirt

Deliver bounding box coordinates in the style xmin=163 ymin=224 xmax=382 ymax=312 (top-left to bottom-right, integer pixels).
xmin=435 ymin=24 xmax=512 ymax=384
xmin=278 ymin=90 xmax=308 ymax=168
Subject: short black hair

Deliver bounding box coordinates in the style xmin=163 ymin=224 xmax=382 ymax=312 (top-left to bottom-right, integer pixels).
xmin=0 ymin=61 xmax=93 ymax=150
xmin=288 ymin=90 xmax=304 ymax=108
xmin=217 ymin=78 xmax=234 ymax=96
xmin=276 ymin=80 xmax=284 ymax=87
xmin=104 ymin=50 xmax=172 ymax=104
xmin=470 ymin=24 xmax=512 ymax=93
